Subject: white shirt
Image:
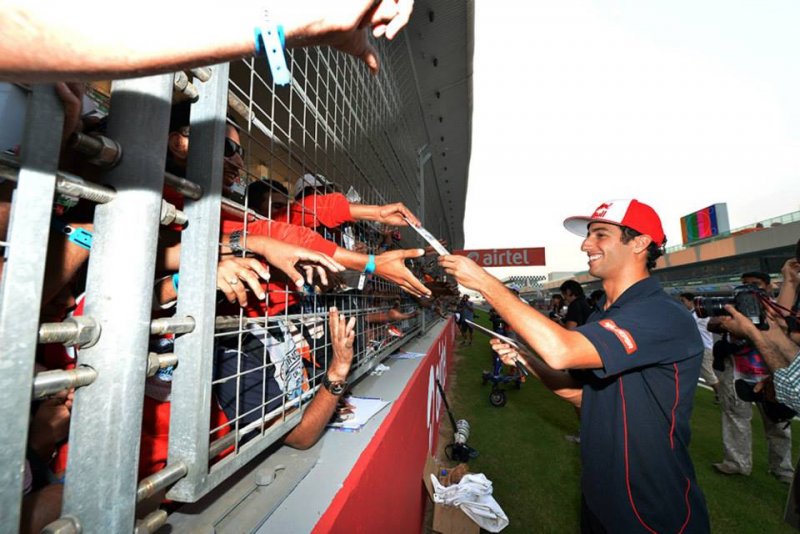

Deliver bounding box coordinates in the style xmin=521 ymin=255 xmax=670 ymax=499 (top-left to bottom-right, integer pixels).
xmin=691 ymin=310 xmax=714 ymax=350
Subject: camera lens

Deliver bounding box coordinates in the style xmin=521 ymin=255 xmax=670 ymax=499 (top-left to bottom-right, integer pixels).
xmin=694 ymin=296 xmax=734 ymax=318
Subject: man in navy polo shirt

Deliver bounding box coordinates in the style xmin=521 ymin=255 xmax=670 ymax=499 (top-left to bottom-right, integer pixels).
xmin=439 ymin=199 xmax=710 ymax=533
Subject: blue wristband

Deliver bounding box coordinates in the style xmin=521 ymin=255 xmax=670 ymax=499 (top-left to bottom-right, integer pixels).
xmin=52 ymin=219 xmax=92 ymax=250
xmin=254 ymin=16 xmax=290 ymax=86
xmin=172 ymin=273 xmax=180 ymax=292
xmin=364 ymin=254 xmax=376 ymax=274
xmin=254 ymin=24 xmax=285 ymax=54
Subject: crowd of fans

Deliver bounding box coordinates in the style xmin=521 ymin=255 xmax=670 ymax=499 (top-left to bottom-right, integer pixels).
xmin=7 ymin=1 xmax=800 ymax=531
xmin=3 ymin=95 xmax=462 ymax=530
xmin=0 ymin=1 xmax=484 ymax=531
xmin=5 ymin=99 xmax=459 ymax=530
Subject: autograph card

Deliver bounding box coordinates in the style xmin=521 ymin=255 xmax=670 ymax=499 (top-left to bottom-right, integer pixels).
xmin=466 ymin=320 xmax=532 ymax=376
xmin=465 ymin=320 xmax=524 ymax=351
xmin=403 ymin=216 xmax=450 ymax=255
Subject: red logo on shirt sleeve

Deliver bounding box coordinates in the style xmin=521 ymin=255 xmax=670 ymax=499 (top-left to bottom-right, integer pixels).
xmin=599 ymin=319 xmax=638 ymax=354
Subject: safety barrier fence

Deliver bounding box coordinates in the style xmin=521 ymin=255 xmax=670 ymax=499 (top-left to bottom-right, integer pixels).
xmin=0 ymin=36 xmax=451 ymax=533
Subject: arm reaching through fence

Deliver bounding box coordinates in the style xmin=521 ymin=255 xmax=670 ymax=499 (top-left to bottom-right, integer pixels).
xmin=0 ymin=0 xmax=415 ymax=81
xmin=283 ymin=307 xmax=356 ymax=449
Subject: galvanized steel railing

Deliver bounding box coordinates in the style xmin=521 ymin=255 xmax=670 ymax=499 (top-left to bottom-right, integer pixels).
xmin=1 ymin=35 xmax=449 ymax=533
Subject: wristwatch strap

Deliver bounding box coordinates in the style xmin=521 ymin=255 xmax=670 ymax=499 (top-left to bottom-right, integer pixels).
xmin=228 ymin=230 xmax=244 ymax=254
xmin=322 ymin=373 xmax=346 ymax=396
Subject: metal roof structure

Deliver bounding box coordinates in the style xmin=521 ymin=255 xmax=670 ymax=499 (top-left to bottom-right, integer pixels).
xmin=405 ymin=0 xmax=474 ymax=249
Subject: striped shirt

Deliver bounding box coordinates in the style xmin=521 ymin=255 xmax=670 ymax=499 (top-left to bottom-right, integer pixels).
xmin=774 ymin=351 xmax=800 ymax=412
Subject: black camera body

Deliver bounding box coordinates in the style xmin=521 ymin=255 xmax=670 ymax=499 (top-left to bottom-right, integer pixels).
xmin=694 ymin=284 xmax=768 ymax=330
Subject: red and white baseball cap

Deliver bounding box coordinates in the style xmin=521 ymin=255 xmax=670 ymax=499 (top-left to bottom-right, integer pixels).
xmin=563 ymin=199 xmax=666 ymax=246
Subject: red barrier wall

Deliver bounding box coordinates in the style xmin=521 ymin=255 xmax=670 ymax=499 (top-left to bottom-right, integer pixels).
xmin=312 ymin=319 xmax=456 ymax=534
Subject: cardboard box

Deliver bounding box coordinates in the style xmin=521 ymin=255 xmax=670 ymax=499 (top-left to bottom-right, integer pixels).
xmin=423 ymin=456 xmax=480 ymax=534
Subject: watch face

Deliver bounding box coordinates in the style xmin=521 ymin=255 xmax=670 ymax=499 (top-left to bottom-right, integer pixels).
xmin=325 ymin=375 xmax=346 ymax=395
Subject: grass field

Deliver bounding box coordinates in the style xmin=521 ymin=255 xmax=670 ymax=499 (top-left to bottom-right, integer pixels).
xmin=443 ymin=315 xmax=800 ymax=533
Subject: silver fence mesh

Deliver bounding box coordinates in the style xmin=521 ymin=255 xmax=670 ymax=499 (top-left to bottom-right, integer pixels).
xmin=0 ymin=35 xmax=454 ymax=533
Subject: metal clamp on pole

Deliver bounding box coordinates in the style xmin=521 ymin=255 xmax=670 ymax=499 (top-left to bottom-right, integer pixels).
xmin=41 ymin=515 xmax=82 ymax=534
xmin=160 ymin=199 xmax=188 ymax=227
xmin=137 ymin=462 xmax=188 ymax=503
xmin=55 ymin=172 xmax=116 ymax=204
xmin=38 ymin=316 xmax=101 ymax=348
xmin=173 ymin=71 xmax=199 ymax=103
xmin=208 ymin=431 xmax=236 ymax=459
xmin=68 ymin=132 xmax=123 ymax=168
xmin=164 ymin=172 xmax=203 ymax=201
xmin=146 ymin=352 xmax=178 ymax=378
xmin=189 ymin=67 xmax=213 ymax=83
xmin=150 ymin=316 xmax=196 ymax=336
xmin=214 ymin=315 xmax=263 ymax=331
xmin=134 ymin=510 xmax=169 ymax=534
xmin=0 ymin=153 xmax=116 ymax=204
xmin=33 ymin=367 xmax=97 ymax=400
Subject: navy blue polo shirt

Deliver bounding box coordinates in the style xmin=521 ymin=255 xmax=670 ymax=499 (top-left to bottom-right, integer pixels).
xmin=573 ymin=277 xmax=710 ymax=533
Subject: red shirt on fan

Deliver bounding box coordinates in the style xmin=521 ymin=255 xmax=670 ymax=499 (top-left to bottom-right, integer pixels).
xmin=220 ymin=218 xmax=339 ymax=317
xmin=275 ymin=193 xmax=353 ymax=229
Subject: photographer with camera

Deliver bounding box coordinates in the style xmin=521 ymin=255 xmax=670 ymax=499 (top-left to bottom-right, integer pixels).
xmin=439 ymin=199 xmax=710 ymax=532
xmin=706 ymin=272 xmax=794 ymax=484
xmin=716 ymin=258 xmax=800 ymax=409
xmin=710 ymin=258 xmax=800 ymax=528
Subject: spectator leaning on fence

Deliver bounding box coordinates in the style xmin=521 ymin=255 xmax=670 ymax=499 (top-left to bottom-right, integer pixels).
xmin=160 ymin=103 xmax=431 ymax=301
xmin=157 ymin=108 xmax=346 ymax=307
xmin=214 ymin=307 xmax=357 ymax=449
xmin=248 ymin=173 xmax=422 ymax=231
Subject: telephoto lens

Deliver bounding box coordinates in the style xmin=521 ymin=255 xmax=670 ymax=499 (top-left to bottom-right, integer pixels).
xmin=694 ymin=284 xmax=767 ymax=329
xmin=454 ymin=419 xmax=470 ymax=445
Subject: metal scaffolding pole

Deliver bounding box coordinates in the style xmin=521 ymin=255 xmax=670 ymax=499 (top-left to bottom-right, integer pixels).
xmin=61 ymin=74 xmax=174 ymax=532
xmin=418 ymin=146 xmax=431 ymax=333
xmin=166 ymin=63 xmax=230 ymax=503
xmin=0 ymin=85 xmax=63 ymax=533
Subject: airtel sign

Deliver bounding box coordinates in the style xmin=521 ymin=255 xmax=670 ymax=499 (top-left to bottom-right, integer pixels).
xmin=453 ymin=248 xmax=545 ymax=267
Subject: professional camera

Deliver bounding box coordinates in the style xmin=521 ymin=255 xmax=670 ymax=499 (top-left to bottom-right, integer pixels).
xmin=694 ymin=284 xmax=768 ymax=330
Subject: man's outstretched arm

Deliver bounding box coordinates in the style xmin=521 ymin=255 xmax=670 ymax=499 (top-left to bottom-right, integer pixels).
xmin=440 ymin=254 xmax=601 ymax=370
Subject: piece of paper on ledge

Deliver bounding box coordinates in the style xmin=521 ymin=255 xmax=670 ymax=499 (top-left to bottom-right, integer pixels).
xmin=327 ymin=396 xmax=391 ymax=431
xmin=392 ymin=351 xmax=426 ymax=360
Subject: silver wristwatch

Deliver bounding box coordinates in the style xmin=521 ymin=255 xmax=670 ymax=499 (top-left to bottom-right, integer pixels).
xmin=228 ymin=230 xmax=244 ymax=254
xmin=322 ymin=373 xmax=347 ymax=396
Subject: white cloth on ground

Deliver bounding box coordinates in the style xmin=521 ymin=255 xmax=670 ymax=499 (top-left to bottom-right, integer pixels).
xmin=430 ymin=473 xmax=509 ymax=532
